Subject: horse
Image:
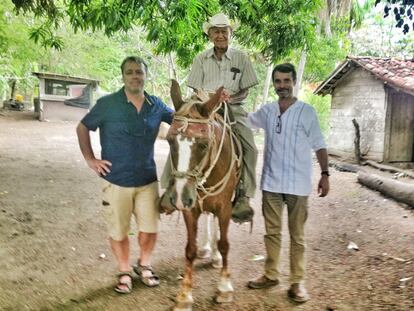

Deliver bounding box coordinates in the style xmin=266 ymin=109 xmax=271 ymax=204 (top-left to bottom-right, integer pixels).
xmin=161 ymin=80 xmax=241 ymax=311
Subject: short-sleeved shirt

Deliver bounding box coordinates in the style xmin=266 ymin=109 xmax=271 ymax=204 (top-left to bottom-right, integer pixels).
xmin=81 ymin=87 xmax=174 ymax=187
xmin=187 ymin=47 xmax=258 ymax=98
xmin=247 ymin=100 xmax=327 ymax=196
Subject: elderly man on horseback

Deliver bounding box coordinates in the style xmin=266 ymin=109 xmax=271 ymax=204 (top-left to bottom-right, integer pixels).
xmin=161 ymin=13 xmax=258 ymax=224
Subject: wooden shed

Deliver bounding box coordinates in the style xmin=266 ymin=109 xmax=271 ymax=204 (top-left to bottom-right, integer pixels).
xmin=32 ymin=72 xmax=99 ymax=121
xmin=315 ymin=56 xmax=414 ymax=164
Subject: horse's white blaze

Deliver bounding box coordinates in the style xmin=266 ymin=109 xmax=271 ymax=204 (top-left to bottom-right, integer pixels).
xmin=175 ymin=135 xmax=194 ymax=209
xmin=217 ymin=276 xmax=234 ymax=292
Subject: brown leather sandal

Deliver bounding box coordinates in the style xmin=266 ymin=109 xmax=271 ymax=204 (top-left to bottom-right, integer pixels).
xmin=133 ymin=263 xmax=160 ymax=287
xmin=114 ymin=271 xmax=133 ymax=294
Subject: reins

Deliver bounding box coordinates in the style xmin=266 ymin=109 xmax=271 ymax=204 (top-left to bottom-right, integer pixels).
xmin=170 ymin=101 xmax=242 ymax=211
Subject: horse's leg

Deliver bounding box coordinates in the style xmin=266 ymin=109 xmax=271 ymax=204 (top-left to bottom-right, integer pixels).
xmin=174 ymin=210 xmax=199 ymax=311
xmin=215 ymin=208 xmax=233 ymax=303
xmin=197 ymin=213 xmax=212 ymax=259
xmin=211 ymin=215 xmax=223 ymax=268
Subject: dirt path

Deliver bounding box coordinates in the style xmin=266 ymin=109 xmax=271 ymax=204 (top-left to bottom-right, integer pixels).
xmin=0 ymin=111 xmax=413 ymax=311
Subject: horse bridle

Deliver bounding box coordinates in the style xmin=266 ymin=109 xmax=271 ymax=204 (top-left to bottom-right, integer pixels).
xmin=168 ymin=102 xmax=240 ymax=210
xmin=169 ymin=114 xmax=216 ymax=183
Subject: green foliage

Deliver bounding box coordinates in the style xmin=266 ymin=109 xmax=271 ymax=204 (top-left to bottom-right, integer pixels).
xmin=63 ymin=0 xmax=218 ymax=67
xmin=222 ymin=0 xmax=322 ymax=62
xmin=350 ymin=4 xmax=414 ymax=58
xmin=304 ymin=33 xmax=349 ymax=82
xmin=28 ymin=21 xmax=63 ymax=50
xmin=0 ymin=1 xmax=44 ymax=98
xmin=10 ymin=0 xmax=323 ymax=67
xmin=377 ymin=0 xmax=414 ymax=34
xmin=301 ymin=86 xmax=331 ymax=135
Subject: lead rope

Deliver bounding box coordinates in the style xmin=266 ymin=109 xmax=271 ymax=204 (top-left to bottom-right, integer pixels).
xmin=196 ymin=102 xmax=241 ymax=210
xmin=168 ymin=101 xmax=242 ymax=213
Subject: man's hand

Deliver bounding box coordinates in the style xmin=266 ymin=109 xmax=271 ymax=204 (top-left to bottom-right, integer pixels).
xmin=220 ymin=89 xmax=231 ymax=103
xmin=317 ymin=175 xmax=330 ymax=197
xmin=228 ymin=88 xmax=249 ymax=104
xmin=86 ymin=158 xmax=112 ymax=176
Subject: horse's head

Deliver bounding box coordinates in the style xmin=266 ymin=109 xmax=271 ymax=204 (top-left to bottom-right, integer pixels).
xmin=163 ymin=80 xmax=224 ymax=212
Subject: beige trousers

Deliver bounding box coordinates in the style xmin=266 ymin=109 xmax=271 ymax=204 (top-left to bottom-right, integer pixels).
xmin=262 ymin=191 xmax=309 ymax=283
xmin=230 ymin=105 xmax=257 ymax=198
xmin=102 ymin=180 xmax=160 ymax=240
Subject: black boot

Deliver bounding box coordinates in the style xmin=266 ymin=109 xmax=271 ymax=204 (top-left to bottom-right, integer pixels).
xmin=232 ymin=195 xmax=254 ymax=224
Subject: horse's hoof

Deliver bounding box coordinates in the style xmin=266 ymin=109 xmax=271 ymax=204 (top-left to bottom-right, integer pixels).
xmin=173 ymin=301 xmax=193 ymax=311
xmin=174 ymin=294 xmax=193 ymax=311
xmin=215 ymin=290 xmax=233 ymax=303
xmin=197 ymin=248 xmax=211 ymax=259
xmin=212 ymin=258 xmax=223 ymax=269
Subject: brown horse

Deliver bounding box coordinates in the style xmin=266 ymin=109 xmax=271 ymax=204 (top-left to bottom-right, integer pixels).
xmin=162 ymin=80 xmax=241 ymax=311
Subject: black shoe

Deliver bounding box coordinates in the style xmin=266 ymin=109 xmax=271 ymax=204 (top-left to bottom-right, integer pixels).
xmin=232 ymin=196 xmax=254 ymax=224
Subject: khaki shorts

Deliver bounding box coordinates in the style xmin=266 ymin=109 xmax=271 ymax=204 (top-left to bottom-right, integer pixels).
xmin=102 ymin=180 xmax=160 ymax=241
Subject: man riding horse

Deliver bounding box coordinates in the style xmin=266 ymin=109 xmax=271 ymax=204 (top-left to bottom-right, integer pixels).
xmin=161 ymin=13 xmax=258 ymax=224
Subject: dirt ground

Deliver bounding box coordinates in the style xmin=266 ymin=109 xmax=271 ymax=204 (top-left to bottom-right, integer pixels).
xmin=0 ymin=110 xmax=413 ymax=311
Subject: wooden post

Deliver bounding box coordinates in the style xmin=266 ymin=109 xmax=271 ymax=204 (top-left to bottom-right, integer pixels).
xmin=352 ymin=118 xmax=361 ymax=164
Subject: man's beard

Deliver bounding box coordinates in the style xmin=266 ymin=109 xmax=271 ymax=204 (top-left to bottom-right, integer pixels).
xmin=276 ymin=89 xmax=290 ymax=98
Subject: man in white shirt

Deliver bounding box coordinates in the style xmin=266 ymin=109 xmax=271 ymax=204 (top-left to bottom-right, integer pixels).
xmin=246 ymin=63 xmax=330 ymax=303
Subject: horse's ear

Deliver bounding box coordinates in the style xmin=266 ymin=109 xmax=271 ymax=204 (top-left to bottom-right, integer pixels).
xmin=203 ymin=86 xmax=224 ymax=115
xmin=170 ymin=79 xmax=185 ymax=111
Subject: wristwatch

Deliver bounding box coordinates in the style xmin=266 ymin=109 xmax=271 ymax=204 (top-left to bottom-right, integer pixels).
xmin=321 ymin=170 xmax=330 ymax=176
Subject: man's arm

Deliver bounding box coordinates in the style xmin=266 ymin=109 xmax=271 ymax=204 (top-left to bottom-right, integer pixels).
xmin=315 ymin=148 xmax=329 ymax=197
xmin=76 ymin=122 xmax=111 ymax=176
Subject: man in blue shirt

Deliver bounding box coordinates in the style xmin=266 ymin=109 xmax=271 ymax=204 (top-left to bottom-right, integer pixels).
xmin=76 ymin=56 xmax=173 ymax=294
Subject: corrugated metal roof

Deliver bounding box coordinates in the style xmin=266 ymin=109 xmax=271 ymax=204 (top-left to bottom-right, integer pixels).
xmin=314 ymin=56 xmax=414 ymax=96
xmin=32 ymin=72 xmax=100 ymax=84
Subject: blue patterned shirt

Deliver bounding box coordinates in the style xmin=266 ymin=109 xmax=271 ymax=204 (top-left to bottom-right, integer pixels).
xmin=81 ymin=87 xmax=173 ymax=187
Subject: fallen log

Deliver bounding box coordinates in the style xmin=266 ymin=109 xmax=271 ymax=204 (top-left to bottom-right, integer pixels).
xmin=329 ymin=160 xmax=360 ymax=173
xmin=358 ymin=171 xmax=414 ymax=207
xmin=364 ymin=160 xmax=414 ymax=179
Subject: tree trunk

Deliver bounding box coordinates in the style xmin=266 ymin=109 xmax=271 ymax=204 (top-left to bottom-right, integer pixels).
xmin=293 ymin=48 xmax=307 ymax=97
xmin=364 ymin=160 xmax=414 ymax=179
xmin=325 ymin=1 xmax=333 ymax=38
xmin=168 ymin=53 xmax=177 ymax=81
xmin=261 ymin=64 xmax=273 ymax=108
xmin=358 ymin=171 xmax=414 ymax=207
xmin=352 ymin=118 xmax=361 ymax=164
xmin=9 ymin=79 xmax=17 ymax=100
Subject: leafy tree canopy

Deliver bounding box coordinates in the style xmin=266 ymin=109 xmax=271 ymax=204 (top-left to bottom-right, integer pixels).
xmin=11 ymin=0 xmax=323 ymax=67
xmin=376 ymin=0 xmax=414 ymax=34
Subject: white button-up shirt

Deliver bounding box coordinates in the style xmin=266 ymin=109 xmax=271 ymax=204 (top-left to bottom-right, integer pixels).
xmin=187 ymin=47 xmax=258 ymax=96
xmin=247 ymin=100 xmax=327 ymax=196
